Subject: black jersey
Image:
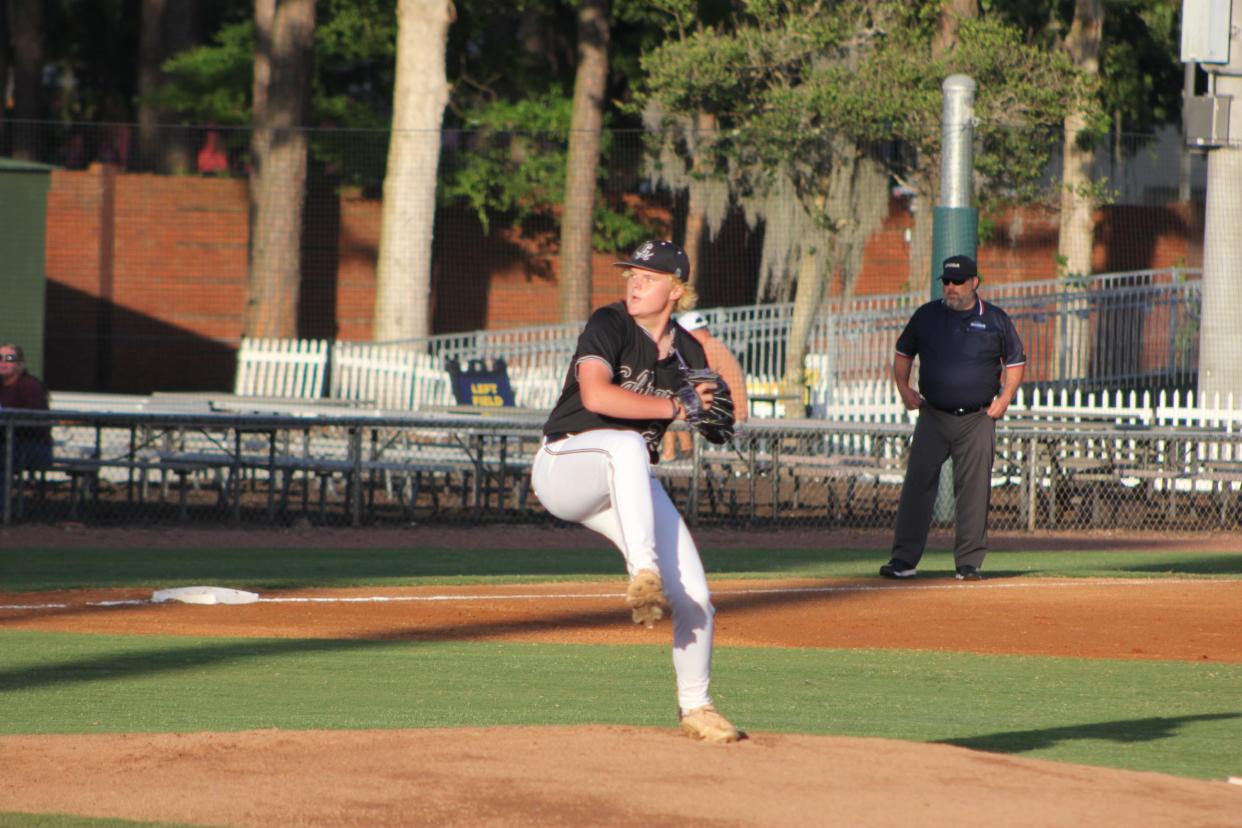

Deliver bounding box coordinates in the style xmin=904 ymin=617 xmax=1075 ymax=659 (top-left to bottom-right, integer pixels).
xmin=543 ymin=302 xmax=724 ymax=462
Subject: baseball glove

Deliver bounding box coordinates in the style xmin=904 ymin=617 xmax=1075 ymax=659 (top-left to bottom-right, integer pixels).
xmin=675 ymin=367 xmax=736 ymax=445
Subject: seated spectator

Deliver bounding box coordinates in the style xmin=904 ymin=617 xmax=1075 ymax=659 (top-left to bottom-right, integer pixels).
xmin=0 ymin=343 xmax=53 ymax=506
xmin=197 ymin=129 xmax=230 ymax=176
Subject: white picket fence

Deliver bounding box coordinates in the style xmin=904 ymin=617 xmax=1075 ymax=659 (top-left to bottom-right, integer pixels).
xmin=232 ymin=338 xmax=329 ymax=400
xmin=817 ymin=383 xmax=1242 ymax=428
xmin=232 ymin=334 xmax=1242 ymax=433
xmin=329 ymin=342 xmax=455 ymax=410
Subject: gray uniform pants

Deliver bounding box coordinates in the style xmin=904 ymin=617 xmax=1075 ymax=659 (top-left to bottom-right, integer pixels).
xmin=891 ymin=404 xmax=996 ymax=568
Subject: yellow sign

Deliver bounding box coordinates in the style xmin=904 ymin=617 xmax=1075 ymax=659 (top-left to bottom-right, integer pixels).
xmin=470 ymin=381 xmax=505 ymax=407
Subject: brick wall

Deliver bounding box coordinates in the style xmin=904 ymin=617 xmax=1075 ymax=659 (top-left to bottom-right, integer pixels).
xmin=41 ymin=165 xmax=1204 ymax=392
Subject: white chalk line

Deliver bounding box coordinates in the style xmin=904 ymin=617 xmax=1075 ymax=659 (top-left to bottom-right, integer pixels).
xmin=0 ymin=577 xmax=1235 ymax=613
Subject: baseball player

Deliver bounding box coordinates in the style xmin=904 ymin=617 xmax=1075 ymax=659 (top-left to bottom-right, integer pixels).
xmin=530 ymin=239 xmax=740 ymax=744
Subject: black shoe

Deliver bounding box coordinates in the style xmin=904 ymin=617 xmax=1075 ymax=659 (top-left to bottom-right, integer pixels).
xmin=955 ymin=565 xmax=983 ymax=581
xmin=880 ymin=559 xmax=917 ymax=579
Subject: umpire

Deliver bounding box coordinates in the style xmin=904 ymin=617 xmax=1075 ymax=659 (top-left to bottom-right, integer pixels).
xmin=880 ymin=255 xmax=1026 ymax=581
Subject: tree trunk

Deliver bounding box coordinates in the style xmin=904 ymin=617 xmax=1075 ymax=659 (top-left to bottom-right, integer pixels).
xmin=558 ymin=0 xmax=609 ymax=325
xmin=932 ymin=0 xmax=977 ymax=57
xmin=8 ymin=0 xmax=43 ymax=160
xmin=1056 ymin=0 xmax=1103 ymax=382
xmin=782 ymin=246 xmax=823 ymax=411
xmin=137 ymin=0 xmax=165 ymax=171
xmin=244 ymin=0 xmax=315 ymax=340
xmin=138 ymin=0 xmax=200 ymax=174
xmin=683 ymin=110 xmax=716 ymax=290
xmin=373 ymin=0 xmax=453 ymax=342
xmin=906 ymin=189 xmax=934 ymax=293
xmin=1200 ymin=148 xmax=1242 ymax=402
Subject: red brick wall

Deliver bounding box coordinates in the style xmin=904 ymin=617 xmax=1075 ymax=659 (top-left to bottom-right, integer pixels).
xmin=40 ymin=166 xmax=1205 ymax=392
xmin=45 ymin=165 xmax=248 ymax=391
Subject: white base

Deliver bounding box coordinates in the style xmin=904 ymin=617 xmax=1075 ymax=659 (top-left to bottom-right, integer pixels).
xmin=151 ymin=586 xmax=260 ymax=605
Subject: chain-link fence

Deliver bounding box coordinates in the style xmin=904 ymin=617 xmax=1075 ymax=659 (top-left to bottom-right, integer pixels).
xmin=5 ymin=407 xmax=1239 ymax=533
xmin=2 ymin=120 xmax=1234 ymax=536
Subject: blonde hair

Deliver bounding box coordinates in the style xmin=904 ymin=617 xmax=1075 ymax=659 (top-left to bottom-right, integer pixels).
xmin=674 ymin=283 xmax=698 ymax=312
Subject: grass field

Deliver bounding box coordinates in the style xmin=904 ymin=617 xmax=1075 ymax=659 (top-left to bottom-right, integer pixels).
xmin=4 ymin=545 xmax=1242 ymax=591
xmin=2 ymin=543 xmax=1241 ymax=827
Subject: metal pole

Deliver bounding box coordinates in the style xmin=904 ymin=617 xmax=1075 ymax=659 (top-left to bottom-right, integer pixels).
xmin=1192 ymin=0 xmax=1242 ymax=403
xmin=931 ymin=75 xmax=979 ymax=302
xmin=940 ymin=74 xmax=976 ymax=209
xmin=3 ymin=422 xmax=14 ymax=526
xmin=932 ymin=74 xmax=979 ymax=521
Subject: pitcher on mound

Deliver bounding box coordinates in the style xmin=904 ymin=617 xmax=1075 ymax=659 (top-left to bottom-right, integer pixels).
xmin=531 ymin=239 xmax=740 ymax=744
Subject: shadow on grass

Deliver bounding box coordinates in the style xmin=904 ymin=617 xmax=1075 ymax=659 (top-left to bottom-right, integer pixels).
xmin=1123 ymin=556 xmax=1242 ymax=576
xmin=940 ymin=712 xmax=1241 ymax=754
xmin=0 ymin=577 xmax=878 ymax=693
xmin=978 ymin=549 xmax=1242 ymax=579
xmin=0 ymin=547 xmax=893 ymax=591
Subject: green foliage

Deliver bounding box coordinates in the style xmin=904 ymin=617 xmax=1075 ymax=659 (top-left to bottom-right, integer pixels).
xmin=154 ymin=22 xmax=255 ymax=127
xmin=1099 ymin=0 xmax=1183 ymax=130
xmin=150 ymin=1 xmax=396 ymax=186
xmin=145 ymin=1 xmax=397 ymax=184
xmin=988 ymin=0 xmax=1183 ymax=133
xmin=440 ymin=92 xmax=650 ymax=249
xmin=153 ymin=0 xmax=397 ymax=129
xmin=440 ymin=93 xmax=574 ymax=234
xmin=310 ymin=0 xmax=400 ymax=129
xmin=636 ymin=0 xmax=1093 ymax=219
xmin=591 ymin=200 xmax=651 ymax=251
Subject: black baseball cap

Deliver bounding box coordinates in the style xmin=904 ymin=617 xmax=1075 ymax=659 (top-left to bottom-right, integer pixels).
xmin=940 ymin=254 xmax=978 ymax=284
xmin=614 ymin=240 xmax=690 ymax=281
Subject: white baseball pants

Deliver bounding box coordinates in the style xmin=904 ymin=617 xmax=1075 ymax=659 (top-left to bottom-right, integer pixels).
xmin=531 ymin=429 xmax=715 ymax=712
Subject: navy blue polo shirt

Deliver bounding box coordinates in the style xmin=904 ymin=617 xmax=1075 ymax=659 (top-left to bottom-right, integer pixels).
xmin=895 ymin=298 xmax=1026 ymax=412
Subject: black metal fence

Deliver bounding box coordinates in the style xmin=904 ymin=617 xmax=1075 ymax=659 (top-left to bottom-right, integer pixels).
xmin=5 ymin=407 xmax=1240 ymax=533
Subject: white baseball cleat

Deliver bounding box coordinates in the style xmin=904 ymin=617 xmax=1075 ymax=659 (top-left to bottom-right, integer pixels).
xmin=679 ymin=704 xmax=741 ymax=743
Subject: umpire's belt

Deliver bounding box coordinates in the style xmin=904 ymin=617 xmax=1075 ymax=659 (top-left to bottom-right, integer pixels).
xmin=930 ymin=403 xmax=984 ymax=416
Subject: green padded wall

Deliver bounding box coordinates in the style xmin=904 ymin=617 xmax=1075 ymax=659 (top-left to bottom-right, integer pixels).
xmin=0 ymin=159 xmax=52 ymax=378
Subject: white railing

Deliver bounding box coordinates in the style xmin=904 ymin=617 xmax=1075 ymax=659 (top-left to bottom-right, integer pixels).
xmin=233 ymin=268 xmax=1203 ymax=413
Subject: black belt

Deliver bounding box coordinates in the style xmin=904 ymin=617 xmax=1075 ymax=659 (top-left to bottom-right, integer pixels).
xmin=931 ymin=404 xmax=984 ymax=416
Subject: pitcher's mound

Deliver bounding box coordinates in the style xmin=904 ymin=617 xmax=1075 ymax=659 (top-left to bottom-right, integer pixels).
xmin=2 ymin=727 xmax=1239 ymax=827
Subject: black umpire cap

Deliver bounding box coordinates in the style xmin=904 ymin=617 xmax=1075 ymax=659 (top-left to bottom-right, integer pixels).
xmin=614 ymin=240 xmax=691 ymax=281
xmin=940 ymin=255 xmax=978 ymax=284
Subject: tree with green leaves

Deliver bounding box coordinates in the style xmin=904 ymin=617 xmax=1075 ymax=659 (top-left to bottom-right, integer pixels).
xmin=438 ymin=0 xmax=663 ymax=291
xmin=987 ymin=0 xmax=1183 ymax=381
xmin=637 ymin=0 xmax=1094 ymax=400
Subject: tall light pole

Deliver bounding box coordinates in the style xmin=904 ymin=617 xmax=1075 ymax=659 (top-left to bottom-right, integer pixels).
xmin=1183 ymin=0 xmax=1242 ymax=403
